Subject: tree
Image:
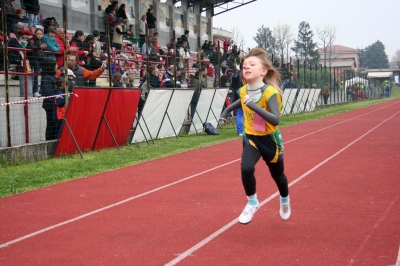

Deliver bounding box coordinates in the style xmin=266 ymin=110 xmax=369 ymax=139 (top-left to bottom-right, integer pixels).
xmin=391 ymin=50 xmax=400 ymax=68
xmin=273 ymin=24 xmax=293 ymax=64
xmin=292 ymin=21 xmax=319 ymax=63
xmin=361 ymin=40 xmax=389 ymax=69
xmin=231 ymin=26 xmax=246 ymax=53
xmin=253 ymin=25 xmax=277 ymax=58
xmin=316 ymin=25 xmax=336 ymax=66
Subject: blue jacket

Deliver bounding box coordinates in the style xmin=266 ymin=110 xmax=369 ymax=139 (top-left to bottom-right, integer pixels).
xmin=42 ymin=34 xmax=60 ymax=60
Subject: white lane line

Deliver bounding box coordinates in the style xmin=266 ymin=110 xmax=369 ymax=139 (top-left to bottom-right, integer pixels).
xmin=0 ymin=103 xmax=397 ymax=249
xmin=347 ymin=195 xmax=399 ymax=266
xmin=164 ymin=111 xmax=400 ymax=266
xmin=396 ymin=245 xmax=400 ymax=266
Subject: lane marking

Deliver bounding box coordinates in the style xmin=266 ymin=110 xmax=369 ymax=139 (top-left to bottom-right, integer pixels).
xmin=165 ymin=111 xmax=400 ymax=266
xmin=0 ymin=103 xmax=398 ymax=249
xmin=347 ymin=195 xmax=399 ymax=266
xmin=396 ymin=245 xmax=400 ymax=266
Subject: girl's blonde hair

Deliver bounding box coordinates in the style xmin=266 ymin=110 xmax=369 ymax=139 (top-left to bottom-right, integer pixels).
xmin=241 ymin=48 xmax=281 ymax=93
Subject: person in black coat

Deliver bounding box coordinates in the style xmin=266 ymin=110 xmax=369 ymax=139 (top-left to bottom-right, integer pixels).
xmin=40 ymin=58 xmax=58 ymax=140
xmin=146 ymin=8 xmax=157 ymax=36
xmin=116 ymin=4 xmax=128 ymax=22
xmin=23 ymin=0 xmax=40 ymax=29
xmin=27 ymin=28 xmax=46 ymax=96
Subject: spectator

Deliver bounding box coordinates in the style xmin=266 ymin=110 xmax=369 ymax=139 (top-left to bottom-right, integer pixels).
xmin=163 ymin=65 xmax=181 ymax=88
xmin=139 ymin=15 xmax=147 ymax=48
xmin=82 ymin=35 xmax=95 ymax=70
xmin=27 ymin=28 xmax=46 ymax=97
xmin=116 ymin=4 xmax=129 ymax=23
xmin=140 ymin=64 xmax=160 ymax=88
xmin=223 ymin=38 xmax=230 ymax=54
xmin=231 ymin=66 xmax=244 ymax=136
xmin=40 ymin=58 xmax=57 ymax=140
xmin=178 ymin=30 xmax=190 ymax=52
xmin=8 ymin=29 xmax=34 ymax=97
xmin=55 ymin=28 xmax=79 ymax=68
xmin=56 ymin=52 xmax=106 ymax=88
xmin=210 ymin=51 xmax=222 ymax=78
xmin=188 ymin=68 xmax=207 ymax=119
xmin=23 ymin=0 xmax=40 ymax=29
xmin=220 ymin=52 xmax=233 ymax=74
xmin=69 ymin=30 xmax=88 ymax=65
xmin=126 ymin=24 xmax=134 ymax=40
xmin=43 ymin=17 xmax=59 ymax=35
xmin=112 ymin=18 xmax=127 ymax=56
xmin=105 ymin=1 xmax=118 ymax=15
xmin=112 ymin=72 xmax=125 ymax=87
xmin=283 ymin=76 xmax=297 ymax=89
xmin=166 ymin=49 xmax=175 ymax=68
xmin=125 ymin=74 xmax=135 ymax=88
xmin=146 ymin=8 xmax=156 ymax=36
xmin=322 ymin=83 xmax=330 ymax=104
xmin=5 ymin=0 xmax=19 ymax=35
xmin=178 ymin=41 xmax=190 ymax=84
xmin=53 ymin=76 xmax=66 ymax=139
xmin=42 ymin=26 xmax=60 ymax=60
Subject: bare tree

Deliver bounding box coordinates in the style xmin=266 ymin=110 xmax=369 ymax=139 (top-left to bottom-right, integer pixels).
xmin=392 ymin=50 xmax=400 ymax=68
xmin=274 ymin=24 xmax=293 ymax=64
xmin=231 ymin=26 xmax=246 ymax=53
xmin=316 ymin=25 xmax=337 ymax=66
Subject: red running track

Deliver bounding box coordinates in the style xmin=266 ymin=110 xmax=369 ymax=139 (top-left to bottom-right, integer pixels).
xmin=1 ymin=100 xmax=399 ymax=266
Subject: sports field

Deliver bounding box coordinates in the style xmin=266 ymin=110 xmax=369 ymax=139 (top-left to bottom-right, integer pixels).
xmin=0 ymin=97 xmax=399 ymax=265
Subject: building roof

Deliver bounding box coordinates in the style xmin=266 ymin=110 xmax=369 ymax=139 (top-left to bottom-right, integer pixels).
xmin=317 ymin=45 xmax=358 ymax=53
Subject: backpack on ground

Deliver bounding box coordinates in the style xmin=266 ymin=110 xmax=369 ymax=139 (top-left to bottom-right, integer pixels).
xmin=203 ymin=122 xmax=219 ymax=135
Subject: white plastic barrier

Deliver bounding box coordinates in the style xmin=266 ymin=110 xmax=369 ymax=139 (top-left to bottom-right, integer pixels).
xmin=305 ymin=89 xmax=321 ymax=112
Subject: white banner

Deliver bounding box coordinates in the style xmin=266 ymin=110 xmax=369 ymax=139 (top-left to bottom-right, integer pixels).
xmin=71 ymin=0 xmax=90 ymax=13
xmin=305 ymin=89 xmax=321 ymax=112
xmin=292 ymin=89 xmax=310 ymax=114
xmin=282 ymin=89 xmax=297 ymax=115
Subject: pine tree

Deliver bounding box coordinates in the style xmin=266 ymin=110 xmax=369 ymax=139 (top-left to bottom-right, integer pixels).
xmin=253 ymin=25 xmax=277 ymax=57
xmin=292 ymin=21 xmax=319 ymax=63
xmin=362 ymin=40 xmax=389 ymax=69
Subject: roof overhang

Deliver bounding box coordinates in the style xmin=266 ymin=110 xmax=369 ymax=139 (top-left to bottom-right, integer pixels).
xmin=174 ymin=0 xmax=257 ymax=16
xmin=367 ymin=72 xmax=393 ymax=78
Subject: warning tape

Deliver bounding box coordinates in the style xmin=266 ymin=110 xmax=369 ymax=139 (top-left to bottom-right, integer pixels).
xmin=0 ymin=93 xmax=78 ymax=107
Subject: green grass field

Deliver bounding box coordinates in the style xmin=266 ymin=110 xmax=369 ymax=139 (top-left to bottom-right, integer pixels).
xmin=0 ymin=89 xmax=399 ymax=198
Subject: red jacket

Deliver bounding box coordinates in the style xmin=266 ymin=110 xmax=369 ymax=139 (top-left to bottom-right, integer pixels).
xmin=223 ymin=40 xmax=230 ymax=51
xmin=55 ymin=34 xmax=71 ymax=68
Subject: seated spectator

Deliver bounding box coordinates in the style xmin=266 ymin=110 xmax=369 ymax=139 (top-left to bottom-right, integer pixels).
xmin=56 ymin=52 xmax=106 ymax=88
xmin=69 ymin=30 xmax=89 ymax=66
xmin=163 ymin=65 xmax=181 ymax=88
xmin=112 ymin=72 xmax=125 ymax=88
xmin=125 ymin=74 xmax=135 ymax=88
xmin=140 ymin=64 xmax=160 ymax=88
xmin=82 ymin=35 xmax=95 ymax=67
xmin=125 ymin=24 xmax=134 ymax=40
xmin=42 ymin=26 xmax=60 ymax=61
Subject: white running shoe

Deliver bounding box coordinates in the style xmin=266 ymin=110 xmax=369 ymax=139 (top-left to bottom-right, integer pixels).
xmin=33 ymin=92 xmax=41 ymax=97
xmin=279 ymin=199 xmax=291 ymax=221
xmin=238 ymin=202 xmax=260 ymax=224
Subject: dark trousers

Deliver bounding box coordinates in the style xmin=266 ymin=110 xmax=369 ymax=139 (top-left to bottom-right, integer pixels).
xmin=190 ymin=97 xmax=199 ymax=120
xmin=241 ymin=142 xmax=288 ymax=197
xmin=139 ymin=34 xmax=145 ymax=50
xmin=42 ymin=99 xmax=56 ymax=140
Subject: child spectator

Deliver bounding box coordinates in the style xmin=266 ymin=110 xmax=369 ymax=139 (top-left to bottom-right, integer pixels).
xmin=69 ymin=30 xmax=89 ymax=66
xmin=27 ymin=28 xmax=46 ymax=97
xmin=53 ymin=76 xmax=67 ymax=139
xmin=42 ymin=26 xmax=60 ymax=60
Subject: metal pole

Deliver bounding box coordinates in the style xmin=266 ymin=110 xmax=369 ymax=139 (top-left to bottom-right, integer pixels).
xmin=62 ymin=5 xmax=69 ymax=106
xmin=173 ymin=30 xmax=176 ymax=88
xmin=1 ymin=1 xmax=11 ymax=147
xmin=105 ymin=15 xmax=112 ymax=87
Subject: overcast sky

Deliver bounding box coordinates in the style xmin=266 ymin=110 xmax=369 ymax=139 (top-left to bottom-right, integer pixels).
xmin=212 ymin=0 xmax=399 ymax=60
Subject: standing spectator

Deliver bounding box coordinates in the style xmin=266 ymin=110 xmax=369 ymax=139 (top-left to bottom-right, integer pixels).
xmin=23 ymin=0 xmax=40 ymax=29
xmin=210 ymin=51 xmax=221 ymax=78
xmin=56 ymin=52 xmax=106 ymax=87
xmin=105 ymin=1 xmax=118 ymax=15
xmin=231 ymin=67 xmax=244 ymax=135
xmin=223 ymin=38 xmax=230 ymax=54
xmin=322 ymin=83 xmax=330 ymax=104
xmin=42 ymin=17 xmax=59 ymax=34
xmin=188 ymin=68 xmax=207 ymax=120
xmin=42 ymin=26 xmax=60 ymax=60
xmin=146 ymin=8 xmax=156 ymax=36
xmin=40 ymin=58 xmax=57 ymax=140
xmin=69 ymin=30 xmax=88 ymax=65
xmin=27 ymin=28 xmax=46 ymax=97
xmin=55 ymin=28 xmax=78 ymax=68
xmin=179 ymin=30 xmax=190 ymax=52
xmin=88 ymin=30 xmax=105 ymax=86
xmin=116 ymin=4 xmax=128 ymax=23
xmin=112 ymin=18 xmax=127 ymax=56
xmin=178 ymin=41 xmax=190 ymax=84
xmin=82 ymin=35 xmax=95 ymax=68
xmin=139 ymin=14 xmax=147 ymax=49
xmin=53 ymin=76 xmax=66 ymax=139
xmin=283 ymin=76 xmax=297 ymax=89
xmin=8 ymin=29 xmax=34 ymax=97
xmin=5 ymin=0 xmax=19 ymax=35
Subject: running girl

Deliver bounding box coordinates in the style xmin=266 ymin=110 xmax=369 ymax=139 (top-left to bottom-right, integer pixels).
xmin=220 ymin=48 xmax=290 ymax=224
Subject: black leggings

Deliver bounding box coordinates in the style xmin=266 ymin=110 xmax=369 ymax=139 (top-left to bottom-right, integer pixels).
xmin=241 ymin=143 xmax=288 ymax=197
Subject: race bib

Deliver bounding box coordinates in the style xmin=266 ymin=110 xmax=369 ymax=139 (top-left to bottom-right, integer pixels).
xmin=253 ymin=113 xmax=266 ymax=132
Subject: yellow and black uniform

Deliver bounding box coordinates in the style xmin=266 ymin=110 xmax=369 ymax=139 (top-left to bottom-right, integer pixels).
xmin=238 ymin=84 xmax=288 ymax=198
xmin=239 ymin=84 xmax=284 ymax=163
